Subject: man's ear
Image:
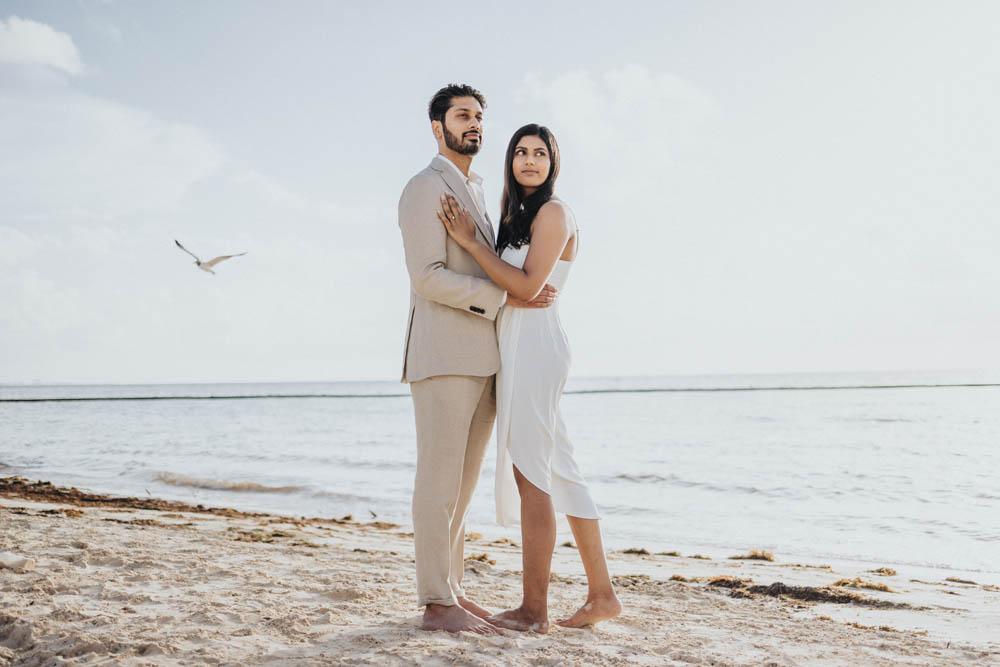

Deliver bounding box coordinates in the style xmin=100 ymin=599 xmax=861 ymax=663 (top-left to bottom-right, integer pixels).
xmin=431 ymin=120 xmax=443 ymax=140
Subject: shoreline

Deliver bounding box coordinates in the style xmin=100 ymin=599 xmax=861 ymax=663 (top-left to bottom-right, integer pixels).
xmin=2 ymin=478 xmax=998 ymax=665
xmin=3 ymin=474 xmax=994 ymax=582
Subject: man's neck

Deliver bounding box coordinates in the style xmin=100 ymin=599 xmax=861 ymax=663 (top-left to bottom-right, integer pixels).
xmin=438 ymin=148 xmax=473 ymax=178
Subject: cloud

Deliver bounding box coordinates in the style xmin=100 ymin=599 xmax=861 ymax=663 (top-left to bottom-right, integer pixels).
xmin=87 ymin=18 xmax=122 ymax=43
xmin=0 ymin=209 xmax=407 ymax=383
xmin=0 ymin=16 xmax=83 ymax=75
xmin=514 ymin=63 xmax=1000 ymax=375
xmin=514 ymin=64 xmax=726 ymax=259
xmin=514 ymin=64 xmax=727 ymax=260
xmin=0 ymin=90 xmax=226 ymax=224
xmin=520 ymin=64 xmax=721 ymax=189
xmin=0 ymin=226 xmax=43 ymax=265
xmin=0 ymin=45 xmax=407 ymax=383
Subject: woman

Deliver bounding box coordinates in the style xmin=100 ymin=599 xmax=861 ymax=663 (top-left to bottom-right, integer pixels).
xmin=437 ymin=124 xmax=621 ymax=632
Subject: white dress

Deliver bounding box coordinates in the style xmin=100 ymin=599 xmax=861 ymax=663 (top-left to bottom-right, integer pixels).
xmin=494 ymin=244 xmax=601 ymax=527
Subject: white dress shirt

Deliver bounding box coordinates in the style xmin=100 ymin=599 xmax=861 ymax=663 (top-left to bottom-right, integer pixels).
xmin=437 ymin=153 xmax=494 ymax=239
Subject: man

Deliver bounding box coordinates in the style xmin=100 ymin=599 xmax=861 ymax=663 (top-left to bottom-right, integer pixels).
xmin=397 ymin=83 xmax=556 ymax=634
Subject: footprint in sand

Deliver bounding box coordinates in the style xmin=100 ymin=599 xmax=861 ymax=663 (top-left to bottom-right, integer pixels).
xmin=321 ymin=588 xmax=368 ymax=602
xmin=137 ymin=643 xmax=168 ymax=656
xmin=57 ymin=636 xmax=117 ymax=659
xmin=185 ymin=611 xmax=230 ymax=627
xmin=313 ymin=609 xmax=348 ymax=625
xmin=0 ymin=552 xmax=35 ymax=572
xmin=91 ymin=555 xmax=126 ymax=567
xmin=0 ymin=616 xmax=35 ymax=651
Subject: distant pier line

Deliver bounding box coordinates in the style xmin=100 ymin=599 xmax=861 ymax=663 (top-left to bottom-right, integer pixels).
xmin=2 ymin=382 xmax=998 ymax=403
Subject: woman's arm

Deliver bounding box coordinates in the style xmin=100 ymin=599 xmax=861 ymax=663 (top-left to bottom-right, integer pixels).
xmin=439 ymin=194 xmax=571 ymax=302
xmin=398 ymin=180 xmax=506 ymax=320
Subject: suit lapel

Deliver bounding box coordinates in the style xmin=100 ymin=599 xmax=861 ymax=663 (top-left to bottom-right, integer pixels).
xmin=431 ymin=157 xmax=495 ymax=249
xmin=483 ymin=211 xmax=495 ymax=248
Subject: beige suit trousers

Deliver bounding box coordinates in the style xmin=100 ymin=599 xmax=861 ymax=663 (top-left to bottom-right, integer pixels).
xmin=410 ymin=374 xmax=496 ymax=607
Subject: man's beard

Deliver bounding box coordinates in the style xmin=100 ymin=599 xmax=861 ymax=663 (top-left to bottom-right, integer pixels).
xmin=443 ymin=125 xmax=481 ymax=156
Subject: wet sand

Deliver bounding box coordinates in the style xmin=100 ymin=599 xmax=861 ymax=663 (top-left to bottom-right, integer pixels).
xmin=2 ymin=477 xmax=998 ymax=666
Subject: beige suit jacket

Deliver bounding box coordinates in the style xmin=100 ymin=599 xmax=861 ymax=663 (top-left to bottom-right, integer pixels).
xmin=398 ymin=156 xmax=507 ymax=383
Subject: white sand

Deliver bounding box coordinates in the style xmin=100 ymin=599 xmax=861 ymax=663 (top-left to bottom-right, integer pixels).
xmin=2 ymin=495 xmax=998 ymax=666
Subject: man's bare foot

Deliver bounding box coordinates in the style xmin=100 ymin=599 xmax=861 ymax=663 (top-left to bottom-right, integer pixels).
xmin=422 ymin=603 xmax=501 ymax=635
xmin=555 ymin=594 xmax=622 ymax=628
xmin=457 ymin=596 xmax=493 ymax=620
xmin=487 ymin=606 xmax=549 ymax=633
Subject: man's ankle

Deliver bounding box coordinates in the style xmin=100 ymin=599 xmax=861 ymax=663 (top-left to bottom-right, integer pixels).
xmin=519 ymin=604 xmax=547 ymax=619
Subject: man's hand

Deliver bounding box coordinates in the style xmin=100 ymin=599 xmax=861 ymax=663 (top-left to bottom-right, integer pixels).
xmin=506 ymin=284 xmax=558 ymax=308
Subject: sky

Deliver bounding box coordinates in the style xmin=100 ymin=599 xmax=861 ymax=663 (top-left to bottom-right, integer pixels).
xmin=1 ymin=1 xmax=998 ymax=384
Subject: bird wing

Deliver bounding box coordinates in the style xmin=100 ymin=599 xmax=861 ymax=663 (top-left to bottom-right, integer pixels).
xmin=202 ymin=252 xmax=247 ymax=268
xmin=174 ymin=240 xmax=201 ymax=262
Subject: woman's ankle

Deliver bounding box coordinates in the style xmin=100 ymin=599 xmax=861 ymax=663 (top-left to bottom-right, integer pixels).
xmin=587 ymin=588 xmax=619 ymax=604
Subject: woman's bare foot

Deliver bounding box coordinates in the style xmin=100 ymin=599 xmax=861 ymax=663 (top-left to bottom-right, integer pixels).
xmin=555 ymin=595 xmax=622 ymax=628
xmin=487 ymin=606 xmax=549 ymax=633
xmin=422 ymin=603 xmax=502 ymax=635
xmin=457 ymin=596 xmax=493 ymax=620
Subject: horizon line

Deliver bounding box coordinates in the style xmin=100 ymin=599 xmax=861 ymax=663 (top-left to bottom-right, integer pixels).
xmin=3 ymin=382 xmax=999 ymax=403
xmin=1 ymin=367 xmax=995 ymax=388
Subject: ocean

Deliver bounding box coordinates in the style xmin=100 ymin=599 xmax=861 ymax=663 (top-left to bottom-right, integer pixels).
xmin=2 ymin=371 xmax=998 ymax=577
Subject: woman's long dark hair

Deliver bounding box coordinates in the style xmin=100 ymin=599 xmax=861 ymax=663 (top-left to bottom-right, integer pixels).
xmin=495 ymin=124 xmax=561 ymax=252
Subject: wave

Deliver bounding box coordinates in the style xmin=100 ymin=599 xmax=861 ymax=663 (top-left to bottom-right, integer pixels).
xmin=603 ymin=472 xmax=795 ymax=499
xmin=151 ymin=472 xmax=375 ymax=503
xmin=613 ymin=473 xmax=669 ymax=483
xmin=605 ymin=472 xmax=713 ymax=489
xmin=153 ymin=472 xmax=307 ymax=494
xmin=268 ymin=456 xmax=413 ymax=473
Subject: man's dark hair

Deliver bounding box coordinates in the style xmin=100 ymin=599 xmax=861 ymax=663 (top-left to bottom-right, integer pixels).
xmin=428 ymin=84 xmax=487 ymax=123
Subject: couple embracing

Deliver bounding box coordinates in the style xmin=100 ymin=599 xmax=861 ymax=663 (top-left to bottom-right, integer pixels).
xmin=397 ymin=83 xmax=621 ymax=635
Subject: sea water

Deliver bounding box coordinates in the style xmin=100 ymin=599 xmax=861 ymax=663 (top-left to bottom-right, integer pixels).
xmin=2 ymin=371 xmax=998 ymax=576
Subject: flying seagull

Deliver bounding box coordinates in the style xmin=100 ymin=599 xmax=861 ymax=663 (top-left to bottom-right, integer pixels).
xmin=175 ymin=240 xmax=247 ymax=275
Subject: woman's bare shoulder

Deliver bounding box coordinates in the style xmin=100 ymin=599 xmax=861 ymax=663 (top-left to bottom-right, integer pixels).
xmin=536 ymin=198 xmax=574 ymax=228
xmin=536 ymin=198 xmax=576 ymax=235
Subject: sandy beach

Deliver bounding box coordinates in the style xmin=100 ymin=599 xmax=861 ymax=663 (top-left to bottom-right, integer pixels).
xmin=1 ymin=477 xmax=997 ymax=666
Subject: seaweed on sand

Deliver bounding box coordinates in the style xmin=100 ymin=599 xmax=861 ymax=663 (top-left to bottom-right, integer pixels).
xmin=832 ymin=578 xmax=895 ymax=593
xmin=733 ymin=582 xmax=919 ymax=609
xmin=707 ymin=576 xmax=755 ymax=588
xmin=465 ymin=553 xmax=496 ymax=565
xmin=728 ymin=549 xmax=775 ymax=561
